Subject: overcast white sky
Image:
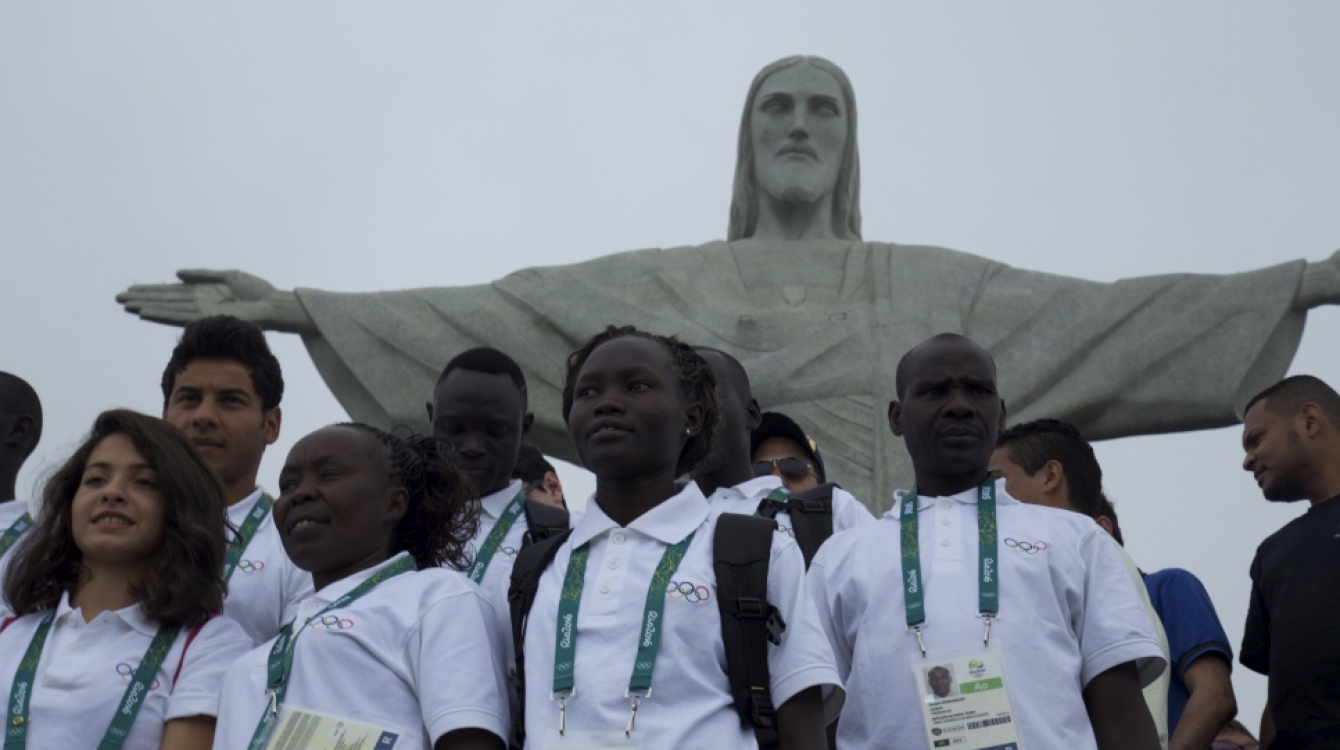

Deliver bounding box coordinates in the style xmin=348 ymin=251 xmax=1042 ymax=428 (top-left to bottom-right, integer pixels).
xmin=3 ymin=1 xmax=1337 ymax=729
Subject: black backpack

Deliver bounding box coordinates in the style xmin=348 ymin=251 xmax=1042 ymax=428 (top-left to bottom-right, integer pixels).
xmin=755 ymin=482 xmax=837 ymax=567
xmin=506 ymin=513 xmax=785 ymax=749
xmin=521 ymin=497 xmax=570 ymax=546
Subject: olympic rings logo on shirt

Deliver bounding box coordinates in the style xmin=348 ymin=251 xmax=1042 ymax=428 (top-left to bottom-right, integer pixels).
xmin=236 ymin=560 xmax=265 ymax=572
xmin=666 ymin=581 xmax=711 ymax=604
xmin=500 ymin=546 xmax=518 ymax=559
xmin=308 ymin=615 xmax=355 ymax=631
xmin=777 ymin=524 xmax=795 ymax=539
xmin=1004 ymin=538 xmax=1048 ymax=554
xmin=115 ymin=663 xmax=161 ymax=690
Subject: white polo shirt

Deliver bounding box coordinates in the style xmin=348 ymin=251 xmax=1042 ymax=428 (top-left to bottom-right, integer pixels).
xmin=0 ymin=594 xmax=250 ymax=750
xmin=468 ymin=479 xmax=530 ymax=587
xmin=708 ymin=475 xmax=876 ymax=541
xmin=213 ymin=552 xmax=511 ymax=750
xmin=223 ymin=488 xmax=313 ymax=645
xmin=521 ymin=482 xmax=842 ymax=750
xmin=807 ymin=480 xmax=1165 ymax=750
xmin=0 ymin=498 xmax=35 ymax=617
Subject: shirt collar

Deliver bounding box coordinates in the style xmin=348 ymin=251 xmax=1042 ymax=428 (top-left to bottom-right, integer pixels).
xmin=480 ymin=480 xmax=524 ymax=520
xmin=706 ymin=474 xmax=783 ymax=503
xmin=307 ymin=551 xmax=414 ymax=607
xmin=55 ymin=590 xmax=160 ymax=637
xmin=892 ymin=477 xmax=1018 ymax=513
xmin=571 ymin=482 xmax=710 ymax=548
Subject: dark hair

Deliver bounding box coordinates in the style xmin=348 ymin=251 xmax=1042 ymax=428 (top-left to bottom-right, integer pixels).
xmin=895 ymin=333 xmax=996 ymax=400
xmin=1219 ymin=719 xmax=1257 ymax=743
xmin=728 ymin=55 xmax=862 ymax=241
xmin=561 ymin=325 xmax=721 ymax=477
xmin=0 ymin=372 xmax=42 ymax=459
xmin=437 ymin=347 xmax=528 ymax=407
xmin=161 ymin=316 xmax=284 ymax=411
xmin=1096 ymin=495 xmax=1125 ymax=546
xmin=512 ymin=443 xmax=556 ymax=484
xmin=1244 ymin=375 xmax=1340 ymax=426
xmin=4 ymin=410 xmax=228 ymax=627
xmin=996 ymin=418 xmax=1105 ymax=519
xmin=343 ymin=424 xmax=479 ymax=572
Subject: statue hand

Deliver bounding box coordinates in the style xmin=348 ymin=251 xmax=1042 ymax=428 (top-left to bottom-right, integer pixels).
xmin=1296 ymin=249 xmax=1340 ymax=310
xmin=117 ymin=269 xmax=314 ymax=334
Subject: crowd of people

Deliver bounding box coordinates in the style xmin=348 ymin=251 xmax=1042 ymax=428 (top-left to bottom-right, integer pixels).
xmin=0 ymin=314 xmax=1334 ymax=750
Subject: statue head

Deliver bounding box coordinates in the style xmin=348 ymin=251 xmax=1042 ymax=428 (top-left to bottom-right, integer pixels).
xmin=728 ymin=56 xmax=862 ymax=241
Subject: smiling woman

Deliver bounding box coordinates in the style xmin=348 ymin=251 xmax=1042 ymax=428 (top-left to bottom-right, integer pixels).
xmin=210 ymin=424 xmax=508 ymax=750
xmin=0 ymin=409 xmax=252 ymax=750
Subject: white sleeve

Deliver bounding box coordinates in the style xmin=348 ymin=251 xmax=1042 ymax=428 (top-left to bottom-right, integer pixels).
xmin=166 ymin=615 xmax=253 ymax=720
xmin=1074 ymin=531 xmax=1167 ymax=687
xmin=414 ymin=587 xmax=512 ymax=744
xmin=765 ymin=535 xmax=844 ymax=713
xmin=831 ymin=488 xmax=877 ymax=534
xmin=804 ymin=544 xmax=853 ymax=684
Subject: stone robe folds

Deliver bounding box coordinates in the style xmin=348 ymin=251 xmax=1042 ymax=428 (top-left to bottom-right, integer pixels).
xmin=296 ymin=241 xmax=1305 ymax=510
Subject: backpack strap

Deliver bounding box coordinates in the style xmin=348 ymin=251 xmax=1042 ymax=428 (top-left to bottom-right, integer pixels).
xmin=506 ymin=528 xmax=573 ymax=750
xmin=522 ymin=498 xmax=571 ymax=546
xmin=785 ymin=483 xmax=836 ymax=568
xmin=172 ymin=614 xmax=218 ymax=687
xmin=714 ymin=513 xmax=786 ymax=750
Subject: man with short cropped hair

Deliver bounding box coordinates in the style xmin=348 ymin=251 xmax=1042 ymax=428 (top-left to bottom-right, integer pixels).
xmin=808 ymin=333 xmax=1164 ymax=750
xmin=0 ymin=372 xmax=41 ymax=616
xmin=161 ymin=315 xmax=311 ymax=644
xmin=993 ymin=418 xmax=1236 ymax=750
xmin=1239 ymin=375 xmax=1340 ymax=749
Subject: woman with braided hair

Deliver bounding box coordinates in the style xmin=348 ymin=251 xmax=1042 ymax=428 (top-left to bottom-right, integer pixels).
xmin=212 ymin=424 xmax=509 ymax=750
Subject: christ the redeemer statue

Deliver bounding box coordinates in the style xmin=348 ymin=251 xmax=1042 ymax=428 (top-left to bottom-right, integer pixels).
xmin=119 ymin=56 xmax=1340 ymax=510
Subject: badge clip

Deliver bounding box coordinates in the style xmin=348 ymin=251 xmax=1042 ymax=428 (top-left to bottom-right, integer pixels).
xmin=977 ymin=612 xmax=997 ymax=646
xmin=551 ymin=690 xmax=573 ymax=735
xmin=624 ymin=694 xmax=642 ymax=737
xmin=266 ymin=687 xmax=280 ymax=719
xmin=911 ymin=624 xmax=927 ymax=657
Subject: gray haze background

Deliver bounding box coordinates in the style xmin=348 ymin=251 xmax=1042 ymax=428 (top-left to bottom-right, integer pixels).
xmin=3 ymin=2 xmax=1337 ymax=730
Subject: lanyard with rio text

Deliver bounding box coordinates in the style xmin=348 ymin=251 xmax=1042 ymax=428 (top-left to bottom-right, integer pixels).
xmin=900 ymin=478 xmax=999 ymax=656
xmin=247 ymin=555 xmax=417 ymax=750
xmin=551 ymin=531 xmax=697 ymax=738
xmin=0 ymin=513 xmax=32 ymax=558
xmin=469 ymin=490 xmax=526 ymax=584
xmin=223 ymin=494 xmax=273 ymax=583
xmin=4 ymin=611 xmax=179 ymax=750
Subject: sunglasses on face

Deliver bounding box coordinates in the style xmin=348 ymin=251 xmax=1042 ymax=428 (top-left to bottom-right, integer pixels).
xmin=751 ymin=457 xmax=816 ymax=481
xmin=1211 ymin=743 xmax=1259 ymax=750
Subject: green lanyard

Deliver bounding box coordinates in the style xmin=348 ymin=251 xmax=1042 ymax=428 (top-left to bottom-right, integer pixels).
xmin=468 ymin=490 xmax=526 ymax=584
xmin=4 ymin=611 xmax=180 ymax=750
xmin=900 ymin=478 xmax=999 ymax=656
xmin=247 ymin=555 xmax=417 ymax=750
xmin=0 ymin=513 xmax=32 ymax=558
xmin=551 ymin=531 xmax=697 ymax=737
xmin=223 ymin=494 xmax=272 ymax=583
xmin=753 ymin=487 xmax=791 ymax=518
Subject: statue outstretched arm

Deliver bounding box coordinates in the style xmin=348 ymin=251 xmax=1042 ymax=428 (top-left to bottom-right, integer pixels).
xmin=1295 ymin=249 xmax=1340 ymax=310
xmin=116 ymin=269 xmax=315 ymax=335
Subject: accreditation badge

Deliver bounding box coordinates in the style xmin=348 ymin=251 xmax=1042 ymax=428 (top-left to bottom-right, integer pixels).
xmin=543 ymin=729 xmax=645 ymax=749
xmin=910 ymin=644 xmax=1022 ymax=750
xmin=265 ymin=706 xmax=402 ymax=750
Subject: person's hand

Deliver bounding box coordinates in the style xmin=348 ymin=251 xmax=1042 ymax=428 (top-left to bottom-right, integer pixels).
xmin=1296 ymin=249 xmax=1340 ymax=310
xmin=117 ymin=269 xmax=313 ymax=334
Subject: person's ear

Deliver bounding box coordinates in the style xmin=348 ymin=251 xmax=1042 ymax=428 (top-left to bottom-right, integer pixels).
xmin=1095 ymin=515 xmax=1115 ymax=537
xmin=683 ymin=401 xmax=706 ymax=438
xmin=262 ymin=407 xmax=282 ymax=446
xmin=542 ymin=471 xmax=563 ymax=497
xmin=1298 ymin=403 xmax=1324 ymax=438
xmin=745 ymin=399 xmax=762 ymax=433
xmin=888 ymin=401 xmax=904 ymax=436
xmin=3 ymin=415 xmax=34 ymax=450
xmin=1041 ymin=460 xmax=1065 ymax=494
xmin=522 ymin=412 xmax=535 ymax=435
xmin=385 ymin=486 xmax=409 ymax=524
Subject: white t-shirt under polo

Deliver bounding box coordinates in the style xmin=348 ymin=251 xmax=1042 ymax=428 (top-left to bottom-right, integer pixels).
xmin=223 ymin=488 xmax=313 ymax=645
xmin=521 ymin=483 xmax=843 ymax=750
xmin=212 ymin=553 xmax=511 ymax=750
xmin=708 ymin=475 xmax=876 ymax=541
xmin=0 ymin=594 xmax=250 ymax=750
xmin=0 ymin=498 xmax=35 ymax=617
xmin=807 ymin=480 xmax=1165 ymax=750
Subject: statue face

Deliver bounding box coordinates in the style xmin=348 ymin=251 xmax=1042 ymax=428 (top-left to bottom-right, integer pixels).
xmin=750 ymin=63 xmax=849 ymax=207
